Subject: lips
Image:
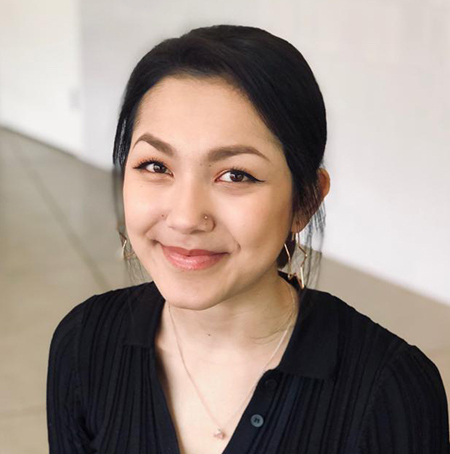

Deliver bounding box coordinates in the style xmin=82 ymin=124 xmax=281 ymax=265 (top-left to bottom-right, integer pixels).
xmin=160 ymin=243 xmax=228 ymax=271
xmin=160 ymin=244 xmax=224 ymax=256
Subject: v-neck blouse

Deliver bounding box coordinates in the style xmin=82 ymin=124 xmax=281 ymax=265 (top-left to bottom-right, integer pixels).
xmin=46 ymin=271 xmax=450 ymax=453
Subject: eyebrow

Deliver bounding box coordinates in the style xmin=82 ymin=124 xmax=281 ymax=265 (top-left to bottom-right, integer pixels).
xmin=133 ymin=132 xmax=271 ymax=163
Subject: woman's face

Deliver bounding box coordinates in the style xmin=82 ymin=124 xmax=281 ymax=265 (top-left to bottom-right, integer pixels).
xmin=123 ymin=75 xmax=297 ymax=309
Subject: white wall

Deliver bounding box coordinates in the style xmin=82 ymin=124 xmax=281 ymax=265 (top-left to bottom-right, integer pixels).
xmin=304 ymin=0 xmax=450 ymax=306
xmin=2 ymin=0 xmax=449 ymax=306
xmin=0 ymin=0 xmax=83 ymax=154
xmin=79 ymin=0 xmax=450 ymax=305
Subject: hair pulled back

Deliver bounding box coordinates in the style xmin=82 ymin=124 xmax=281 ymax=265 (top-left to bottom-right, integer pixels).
xmin=113 ymin=24 xmax=328 ymax=286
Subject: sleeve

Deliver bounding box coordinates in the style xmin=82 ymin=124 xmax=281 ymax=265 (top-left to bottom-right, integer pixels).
xmin=357 ymin=344 xmax=450 ymax=454
xmin=46 ymin=299 xmax=94 ymax=454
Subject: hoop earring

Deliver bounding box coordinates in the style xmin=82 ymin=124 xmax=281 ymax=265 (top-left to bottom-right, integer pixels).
xmin=283 ymin=232 xmax=308 ymax=290
xmin=118 ymin=231 xmax=135 ymax=260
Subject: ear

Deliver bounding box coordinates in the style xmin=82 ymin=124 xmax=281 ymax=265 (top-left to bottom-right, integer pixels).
xmin=290 ymin=168 xmax=331 ymax=234
xmin=318 ymin=168 xmax=331 ymax=200
xmin=290 ymin=210 xmax=307 ymax=234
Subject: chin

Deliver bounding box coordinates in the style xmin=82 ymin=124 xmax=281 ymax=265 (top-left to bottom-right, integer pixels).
xmin=151 ymin=274 xmax=219 ymax=309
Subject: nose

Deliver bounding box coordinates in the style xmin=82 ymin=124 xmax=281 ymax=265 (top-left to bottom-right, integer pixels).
xmin=164 ymin=177 xmax=212 ymax=233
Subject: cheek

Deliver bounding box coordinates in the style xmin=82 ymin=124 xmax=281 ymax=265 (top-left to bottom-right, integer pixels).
xmin=228 ymin=188 xmax=292 ymax=253
xmin=122 ymin=178 xmax=157 ymax=234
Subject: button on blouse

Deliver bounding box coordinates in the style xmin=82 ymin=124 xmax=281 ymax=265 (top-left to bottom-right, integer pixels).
xmin=250 ymin=414 xmax=264 ymax=427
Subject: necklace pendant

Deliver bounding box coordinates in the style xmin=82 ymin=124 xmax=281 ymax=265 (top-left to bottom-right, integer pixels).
xmin=213 ymin=428 xmax=225 ymax=439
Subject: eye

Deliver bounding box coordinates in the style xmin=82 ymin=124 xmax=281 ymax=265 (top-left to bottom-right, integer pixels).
xmin=133 ymin=159 xmax=260 ymax=184
xmin=219 ymin=167 xmax=259 ymax=184
xmin=133 ymin=159 xmax=170 ymax=174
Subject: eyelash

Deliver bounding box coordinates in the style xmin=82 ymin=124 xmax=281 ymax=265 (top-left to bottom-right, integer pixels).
xmin=133 ymin=158 xmax=260 ymax=184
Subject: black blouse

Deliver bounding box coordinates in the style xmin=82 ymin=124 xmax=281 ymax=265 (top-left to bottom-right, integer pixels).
xmin=46 ymin=271 xmax=450 ymax=453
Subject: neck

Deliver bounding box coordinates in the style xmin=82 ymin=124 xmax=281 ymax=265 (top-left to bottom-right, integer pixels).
xmin=157 ymin=271 xmax=299 ymax=365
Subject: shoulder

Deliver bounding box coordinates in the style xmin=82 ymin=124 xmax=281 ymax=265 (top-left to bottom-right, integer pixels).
xmin=303 ymin=288 xmax=441 ymax=388
xmin=49 ymin=281 xmax=161 ymax=350
xmin=356 ymin=341 xmax=450 ymax=452
xmin=50 ymin=284 xmax=136 ymax=334
xmin=311 ymin=290 xmax=449 ymax=448
xmin=310 ymin=288 xmax=412 ymax=365
xmin=307 ymin=289 xmax=449 ymax=451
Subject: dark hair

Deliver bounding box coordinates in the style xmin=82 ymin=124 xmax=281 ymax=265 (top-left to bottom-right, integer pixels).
xmin=113 ymin=24 xmax=327 ymax=287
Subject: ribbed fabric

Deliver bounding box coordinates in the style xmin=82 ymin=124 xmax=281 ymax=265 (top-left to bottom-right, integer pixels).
xmin=47 ymin=271 xmax=450 ymax=453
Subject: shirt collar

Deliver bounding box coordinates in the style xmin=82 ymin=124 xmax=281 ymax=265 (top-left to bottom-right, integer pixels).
xmin=123 ymin=270 xmax=338 ymax=381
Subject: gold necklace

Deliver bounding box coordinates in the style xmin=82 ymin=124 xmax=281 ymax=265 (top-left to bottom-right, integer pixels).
xmin=167 ymin=279 xmax=297 ymax=439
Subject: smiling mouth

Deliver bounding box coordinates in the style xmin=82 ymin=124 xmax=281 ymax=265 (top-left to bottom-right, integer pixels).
xmin=160 ymin=243 xmax=226 ymax=256
xmin=159 ymin=243 xmax=228 ymax=271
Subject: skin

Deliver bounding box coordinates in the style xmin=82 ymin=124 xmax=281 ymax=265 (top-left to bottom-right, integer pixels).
xmin=123 ymin=75 xmax=330 ymax=366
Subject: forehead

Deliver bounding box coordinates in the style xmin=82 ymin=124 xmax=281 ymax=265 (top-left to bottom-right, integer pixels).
xmin=133 ymin=75 xmax=281 ymax=149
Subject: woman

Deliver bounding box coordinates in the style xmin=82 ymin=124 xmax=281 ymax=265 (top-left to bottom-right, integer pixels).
xmin=47 ymin=24 xmax=449 ymax=453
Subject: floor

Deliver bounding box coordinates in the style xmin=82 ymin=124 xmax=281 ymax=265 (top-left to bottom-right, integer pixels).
xmin=0 ymin=126 xmax=449 ymax=452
